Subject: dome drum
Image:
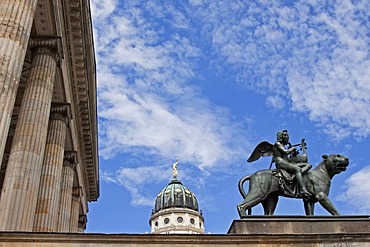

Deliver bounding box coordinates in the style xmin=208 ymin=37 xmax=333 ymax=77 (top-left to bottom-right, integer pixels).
xmin=149 ymin=208 xmax=205 ymax=234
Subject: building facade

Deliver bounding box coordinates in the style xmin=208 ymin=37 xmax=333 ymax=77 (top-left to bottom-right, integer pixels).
xmin=0 ymin=0 xmax=98 ymax=232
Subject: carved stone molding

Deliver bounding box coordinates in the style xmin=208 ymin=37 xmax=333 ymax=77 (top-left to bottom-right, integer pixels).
xmin=29 ymin=37 xmax=63 ymax=63
xmin=78 ymin=214 xmax=87 ymax=229
xmin=34 ymin=0 xmax=57 ymax=36
xmin=63 ymin=151 xmax=77 ymax=170
xmin=72 ymin=186 xmax=82 ymax=197
xmin=50 ymin=103 xmax=71 ymax=125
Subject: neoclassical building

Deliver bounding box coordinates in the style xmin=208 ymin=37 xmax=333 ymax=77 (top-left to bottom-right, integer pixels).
xmin=1 ymin=1 xmax=370 ymax=246
xmin=0 ymin=0 xmax=98 ymax=232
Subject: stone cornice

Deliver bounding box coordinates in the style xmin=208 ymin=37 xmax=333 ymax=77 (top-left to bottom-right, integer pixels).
xmin=62 ymin=0 xmax=99 ymax=201
xmin=150 ymin=208 xmax=204 ymax=223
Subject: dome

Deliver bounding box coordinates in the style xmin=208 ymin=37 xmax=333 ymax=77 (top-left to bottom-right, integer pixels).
xmin=150 ymin=159 xmax=204 ymax=234
xmin=153 ymin=178 xmax=199 ymax=214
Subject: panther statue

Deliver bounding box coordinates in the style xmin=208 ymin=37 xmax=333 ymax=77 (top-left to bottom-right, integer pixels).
xmin=237 ymin=154 xmax=349 ymax=217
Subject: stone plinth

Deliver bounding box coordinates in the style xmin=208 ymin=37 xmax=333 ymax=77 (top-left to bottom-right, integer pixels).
xmin=228 ymin=216 xmax=370 ymax=235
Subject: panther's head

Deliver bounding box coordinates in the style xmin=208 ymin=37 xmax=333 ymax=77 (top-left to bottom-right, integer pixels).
xmin=322 ymin=154 xmax=349 ymax=176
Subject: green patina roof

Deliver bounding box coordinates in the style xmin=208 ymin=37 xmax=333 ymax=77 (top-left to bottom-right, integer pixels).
xmin=153 ymin=179 xmax=199 ymax=214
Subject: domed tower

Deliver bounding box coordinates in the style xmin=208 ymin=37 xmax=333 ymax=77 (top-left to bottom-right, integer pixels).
xmin=149 ymin=159 xmax=205 ymax=234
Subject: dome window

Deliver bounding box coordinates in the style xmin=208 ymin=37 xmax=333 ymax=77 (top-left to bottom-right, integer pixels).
xmin=185 ymin=190 xmax=194 ymax=208
xmin=177 ymin=217 xmax=183 ymax=223
xmin=164 ymin=189 xmax=172 ymax=208
xmin=174 ymin=185 xmax=184 ymax=206
xmin=190 ymin=218 xmax=195 ymax=224
xmin=164 ymin=218 xmax=170 ymax=224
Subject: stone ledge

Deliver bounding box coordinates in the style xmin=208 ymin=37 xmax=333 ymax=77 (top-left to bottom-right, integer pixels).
xmin=228 ymin=215 xmax=370 ymax=235
xmin=0 ymin=232 xmax=370 ymax=246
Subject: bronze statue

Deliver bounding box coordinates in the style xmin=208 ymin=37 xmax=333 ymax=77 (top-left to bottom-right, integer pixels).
xmin=237 ymin=131 xmax=349 ymax=217
xmin=273 ymin=130 xmax=312 ymax=198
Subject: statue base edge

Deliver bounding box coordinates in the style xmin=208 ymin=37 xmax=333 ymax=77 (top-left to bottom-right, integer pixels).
xmin=227 ymin=215 xmax=370 ymax=235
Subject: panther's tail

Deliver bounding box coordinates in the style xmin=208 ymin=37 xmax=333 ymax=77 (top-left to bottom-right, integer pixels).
xmin=238 ymin=174 xmax=251 ymax=199
xmin=238 ymin=174 xmax=252 ymax=215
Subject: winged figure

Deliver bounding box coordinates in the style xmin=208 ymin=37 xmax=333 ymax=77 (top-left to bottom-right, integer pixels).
xmin=245 ymin=130 xmax=312 ymax=198
xmin=247 ymin=141 xmax=273 ymax=163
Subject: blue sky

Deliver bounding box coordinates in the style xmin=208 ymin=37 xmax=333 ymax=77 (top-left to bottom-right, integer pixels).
xmin=86 ymin=0 xmax=370 ymax=234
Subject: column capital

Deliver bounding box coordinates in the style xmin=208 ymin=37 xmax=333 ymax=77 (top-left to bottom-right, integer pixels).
xmin=63 ymin=151 xmax=77 ymax=170
xmin=78 ymin=215 xmax=87 ymax=230
xmin=72 ymin=195 xmax=81 ymax=202
xmin=29 ymin=36 xmax=63 ymax=63
xmin=72 ymin=186 xmax=83 ymax=197
xmin=50 ymin=103 xmax=71 ymax=125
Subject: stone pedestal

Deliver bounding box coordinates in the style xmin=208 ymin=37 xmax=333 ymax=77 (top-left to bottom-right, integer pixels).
xmin=228 ymin=216 xmax=370 ymax=235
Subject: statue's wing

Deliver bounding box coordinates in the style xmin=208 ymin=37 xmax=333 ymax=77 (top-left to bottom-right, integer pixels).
xmin=247 ymin=141 xmax=274 ymax=163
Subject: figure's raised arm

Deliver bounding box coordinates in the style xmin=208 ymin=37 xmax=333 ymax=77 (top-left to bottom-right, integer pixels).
xmin=274 ymin=141 xmax=296 ymax=156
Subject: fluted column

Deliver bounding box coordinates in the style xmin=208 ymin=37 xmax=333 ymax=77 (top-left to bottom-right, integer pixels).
xmin=0 ymin=38 xmax=61 ymax=231
xmin=56 ymin=151 xmax=76 ymax=232
xmin=78 ymin=215 xmax=87 ymax=233
xmin=33 ymin=103 xmax=70 ymax=232
xmin=0 ymin=0 xmax=39 ymax=164
xmin=69 ymin=187 xmax=81 ymax=232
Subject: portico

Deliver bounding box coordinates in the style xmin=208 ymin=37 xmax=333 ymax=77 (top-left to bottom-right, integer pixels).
xmin=0 ymin=0 xmax=98 ymax=232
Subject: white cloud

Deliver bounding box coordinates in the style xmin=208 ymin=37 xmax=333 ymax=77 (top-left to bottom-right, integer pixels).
xmin=286 ymin=1 xmax=370 ymax=139
xmin=337 ymin=166 xmax=370 ymax=213
xmin=101 ymin=165 xmax=169 ymax=206
xmin=90 ymin=0 xmax=118 ymax=20
xmin=98 ymin=87 xmax=244 ymax=169
xmin=91 ymin=0 xmax=249 ymax=205
xmin=193 ymin=0 xmax=370 ymax=141
xmin=266 ymin=95 xmax=285 ymax=109
xmin=91 ymin=0 xmax=369 ymax=207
